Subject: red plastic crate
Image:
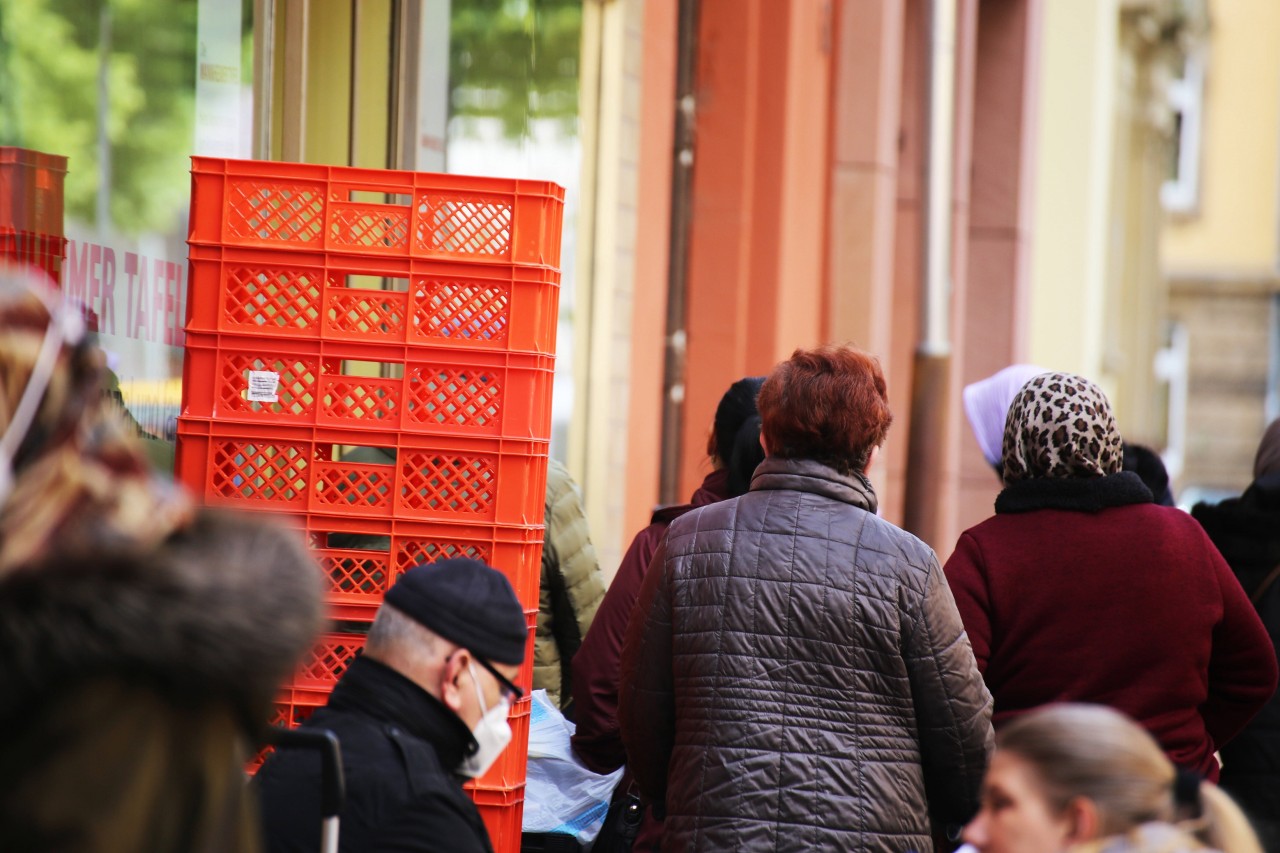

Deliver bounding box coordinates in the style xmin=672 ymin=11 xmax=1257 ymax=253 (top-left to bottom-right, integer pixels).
xmin=186 ymin=244 xmax=560 ymax=354
xmin=0 ymin=147 xmax=67 ymax=236
xmin=291 ymin=631 xmax=367 ymax=692
xmin=302 ymin=514 xmax=544 ymax=619
xmin=279 ymin=628 xmax=532 ymax=715
xmin=273 ymin=685 xmax=328 ymax=728
xmin=180 ymin=331 xmax=554 ymax=440
xmin=174 ymin=419 xmax=550 ymax=527
xmin=189 ymin=157 xmax=565 ymax=268
xmin=0 ymin=230 xmax=67 ymax=284
xmin=468 ymin=785 xmax=525 ymax=853
xmin=472 ymin=697 xmax=532 ymax=790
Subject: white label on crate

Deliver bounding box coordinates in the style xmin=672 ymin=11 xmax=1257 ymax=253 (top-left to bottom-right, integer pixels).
xmin=247 ymin=370 xmax=281 ymax=403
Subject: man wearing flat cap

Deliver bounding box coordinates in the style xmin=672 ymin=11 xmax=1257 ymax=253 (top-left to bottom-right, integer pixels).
xmin=257 ymin=557 xmax=528 ymax=852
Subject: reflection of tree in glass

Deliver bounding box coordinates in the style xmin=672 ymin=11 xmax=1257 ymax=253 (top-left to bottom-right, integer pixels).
xmin=0 ymin=0 xmax=202 ymax=236
xmin=449 ymin=0 xmax=581 ymax=142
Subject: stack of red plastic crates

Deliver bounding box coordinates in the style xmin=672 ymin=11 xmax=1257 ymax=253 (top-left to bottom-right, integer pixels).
xmin=175 ymin=157 xmax=564 ymax=852
xmin=0 ymin=147 xmax=67 ymax=282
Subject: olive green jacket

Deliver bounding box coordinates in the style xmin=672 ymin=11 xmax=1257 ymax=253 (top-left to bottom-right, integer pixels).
xmin=537 ymin=459 xmax=606 ymax=709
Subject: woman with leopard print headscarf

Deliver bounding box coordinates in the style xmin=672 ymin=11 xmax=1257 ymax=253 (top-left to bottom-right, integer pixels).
xmin=943 ymin=371 xmax=1276 ymax=784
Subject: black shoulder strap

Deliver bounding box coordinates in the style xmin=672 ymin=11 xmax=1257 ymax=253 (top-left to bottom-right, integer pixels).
xmin=1251 ymin=563 xmax=1280 ymax=606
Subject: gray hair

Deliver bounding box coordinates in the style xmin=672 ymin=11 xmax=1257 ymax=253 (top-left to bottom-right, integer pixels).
xmin=365 ymin=603 xmax=444 ymax=668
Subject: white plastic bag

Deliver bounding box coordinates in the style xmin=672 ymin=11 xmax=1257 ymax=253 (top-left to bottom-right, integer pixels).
xmin=522 ymin=689 xmax=624 ymax=845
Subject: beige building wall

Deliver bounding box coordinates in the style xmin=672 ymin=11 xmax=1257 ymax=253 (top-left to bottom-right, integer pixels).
xmin=1163 ymin=0 xmax=1280 ymax=493
xmin=570 ymin=0 xmax=647 ymax=579
xmin=1162 ymin=0 xmax=1280 ymax=273
xmin=1027 ymin=0 xmax=1118 ymax=380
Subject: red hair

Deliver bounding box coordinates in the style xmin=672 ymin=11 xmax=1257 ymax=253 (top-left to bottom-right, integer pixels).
xmin=757 ymin=345 xmax=893 ymax=474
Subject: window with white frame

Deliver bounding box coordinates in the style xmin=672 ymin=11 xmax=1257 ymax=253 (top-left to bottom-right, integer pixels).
xmin=1162 ymin=51 xmax=1205 ymax=214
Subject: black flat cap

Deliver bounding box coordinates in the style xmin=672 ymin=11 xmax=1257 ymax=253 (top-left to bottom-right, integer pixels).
xmin=384 ymin=557 xmax=527 ymax=665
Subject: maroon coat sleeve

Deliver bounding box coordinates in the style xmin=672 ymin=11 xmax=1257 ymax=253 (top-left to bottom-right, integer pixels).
xmin=941 ymin=531 xmax=993 ymax=673
xmin=569 ymin=524 xmax=663 ymax=774
xmin=1201 ymin=531 xmax=1279 ymax=747
xmin=617 ymin=539 xmax=676 ymax=805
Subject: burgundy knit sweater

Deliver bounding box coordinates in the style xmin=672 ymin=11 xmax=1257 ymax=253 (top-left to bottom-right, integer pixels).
xmin=943 ymin=472 xmax=1277 ymax=781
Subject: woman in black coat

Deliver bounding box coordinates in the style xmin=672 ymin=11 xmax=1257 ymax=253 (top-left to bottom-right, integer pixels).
xmin=1192 ymin=417 xmax=1280 ymax=853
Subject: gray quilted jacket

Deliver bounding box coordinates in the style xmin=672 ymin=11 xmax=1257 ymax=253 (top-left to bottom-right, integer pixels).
xmin=619 ymin=457 xmax=993 ymax=853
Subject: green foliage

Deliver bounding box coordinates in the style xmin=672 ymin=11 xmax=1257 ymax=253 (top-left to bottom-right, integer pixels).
xmin=0 ymin=0 xmax=198 ymax=235
xmin=449 ymin=0 xmax=582 ymax=141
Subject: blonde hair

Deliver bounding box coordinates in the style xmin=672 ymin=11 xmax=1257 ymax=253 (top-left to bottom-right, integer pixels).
xmin=998 ymin=705 xmax=1262 ymax=853
xmin=0 ymin=271 xmax=191 ymax=574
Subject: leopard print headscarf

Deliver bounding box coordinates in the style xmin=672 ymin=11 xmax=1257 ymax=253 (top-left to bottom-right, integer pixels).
xmin=1001 ymin=372 xmax=1123 ymax=484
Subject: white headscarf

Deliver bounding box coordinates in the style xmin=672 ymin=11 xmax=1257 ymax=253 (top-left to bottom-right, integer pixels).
xmin=962 ymin=365 xmax=1050 ymax=467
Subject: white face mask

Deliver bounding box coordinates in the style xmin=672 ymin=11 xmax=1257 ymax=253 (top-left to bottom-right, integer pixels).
xmin=456 ymin=660 xmax=512 ymax=779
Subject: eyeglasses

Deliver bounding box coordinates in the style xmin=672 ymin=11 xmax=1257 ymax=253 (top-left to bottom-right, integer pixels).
xmin=472 ymin=654 xmax=524 ymax=704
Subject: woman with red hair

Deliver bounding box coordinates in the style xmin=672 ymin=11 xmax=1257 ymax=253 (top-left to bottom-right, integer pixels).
xmin=619 ymin=345 xmax=993 ymax=853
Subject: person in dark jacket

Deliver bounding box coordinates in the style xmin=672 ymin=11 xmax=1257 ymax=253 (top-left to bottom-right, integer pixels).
xmin=1191 ymin=417 xmax=1280 ymax=853
xmin=257 ymin=558 xmax=528 ymax=853
xmin=620 ymin=346 xmax=993 ymax=853
xmin=0 ymin=271 xmax=326 ymax=853
xmin=944 ymin=372 xmax=1278 ymax=785
xmin=1122 ymin=442 xmax=1175 ymax=507
xmin=572 ymin=376 xmax=765 ymax=850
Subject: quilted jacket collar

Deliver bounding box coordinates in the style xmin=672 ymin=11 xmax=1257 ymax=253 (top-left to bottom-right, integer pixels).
xmin=749 ymin=457 xmax=878 ymax=515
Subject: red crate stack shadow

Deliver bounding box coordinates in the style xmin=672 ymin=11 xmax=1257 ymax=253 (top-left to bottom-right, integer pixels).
xmin=0 ymin=147 xmax=68 ymax=283
xmin=176 ymin=157 xmax=563 ymax=851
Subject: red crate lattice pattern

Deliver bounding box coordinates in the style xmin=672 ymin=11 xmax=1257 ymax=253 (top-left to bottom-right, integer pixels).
xmin=407 ymin=367 xmax=500 ymax=429
xmin=217 ymin=265 xmax=515 ymax=346
xmin=319 ymin=539 xmax=494 ymax=597
xmin=332 ymin=206 xmax=411 ymax=252
xmin=323 ymin=549 xmax=391 ymax=596
xmin=219 ymin=354 xmax=323 ymax=417
xmin=417 ymin=280 xmax=509 ymax=344
xmin=206 ymin=349 xmax=510 ymax=432
xmin=213 ymin=440 xmax=309 ymax=502
xmin=226 ymin=265 xmax=322 ymax=331
xmin=325 ymin=379 xmax=398 ymax=422
xmin=418 ymin=195 xmax=513 ymax=257
xmin=230 ymin=182 xmax=325 ymax=244
xmin=400 ymin=452 xmax=495 ymax=515
xmin=296 ymin=635 xmax=365 ymax=688
xmin=315 ymin=464 xmax=393 ymax=511
xmin=395 ymin=538 xmax=491 ymax=574
xmin=224 ymin=184 xmax=520 ymax=260
xmin=206 ymin=438 xmax=503 ymax=516
xmin=328 ymin=289 xmax=406 ymax=338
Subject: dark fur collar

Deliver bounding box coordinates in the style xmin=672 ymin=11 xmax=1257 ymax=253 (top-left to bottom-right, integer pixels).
xmin=996 ymin=471 xmax=1154 ymax=514
xmin=0 ymin=511 xmax=324 ymax=729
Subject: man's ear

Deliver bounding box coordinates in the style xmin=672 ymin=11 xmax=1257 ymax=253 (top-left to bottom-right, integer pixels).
xmin=439 ymin=648 xmax=470 ymax=713
xmin=759 ymin=430 xmax=770 ymax=456
xmin=1063 ymin=796 xmax=1100 ymax=845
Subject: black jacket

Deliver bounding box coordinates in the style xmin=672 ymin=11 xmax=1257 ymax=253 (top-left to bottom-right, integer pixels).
xmin=1192 ymin=472 xmax=1280 ymax=822
xmin=257 ymin=655 xmax=492 ymax=853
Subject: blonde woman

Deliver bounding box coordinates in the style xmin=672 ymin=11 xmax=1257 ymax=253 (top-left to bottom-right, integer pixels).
xmin=964 ymin=704 xmax=1263 ymax=853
